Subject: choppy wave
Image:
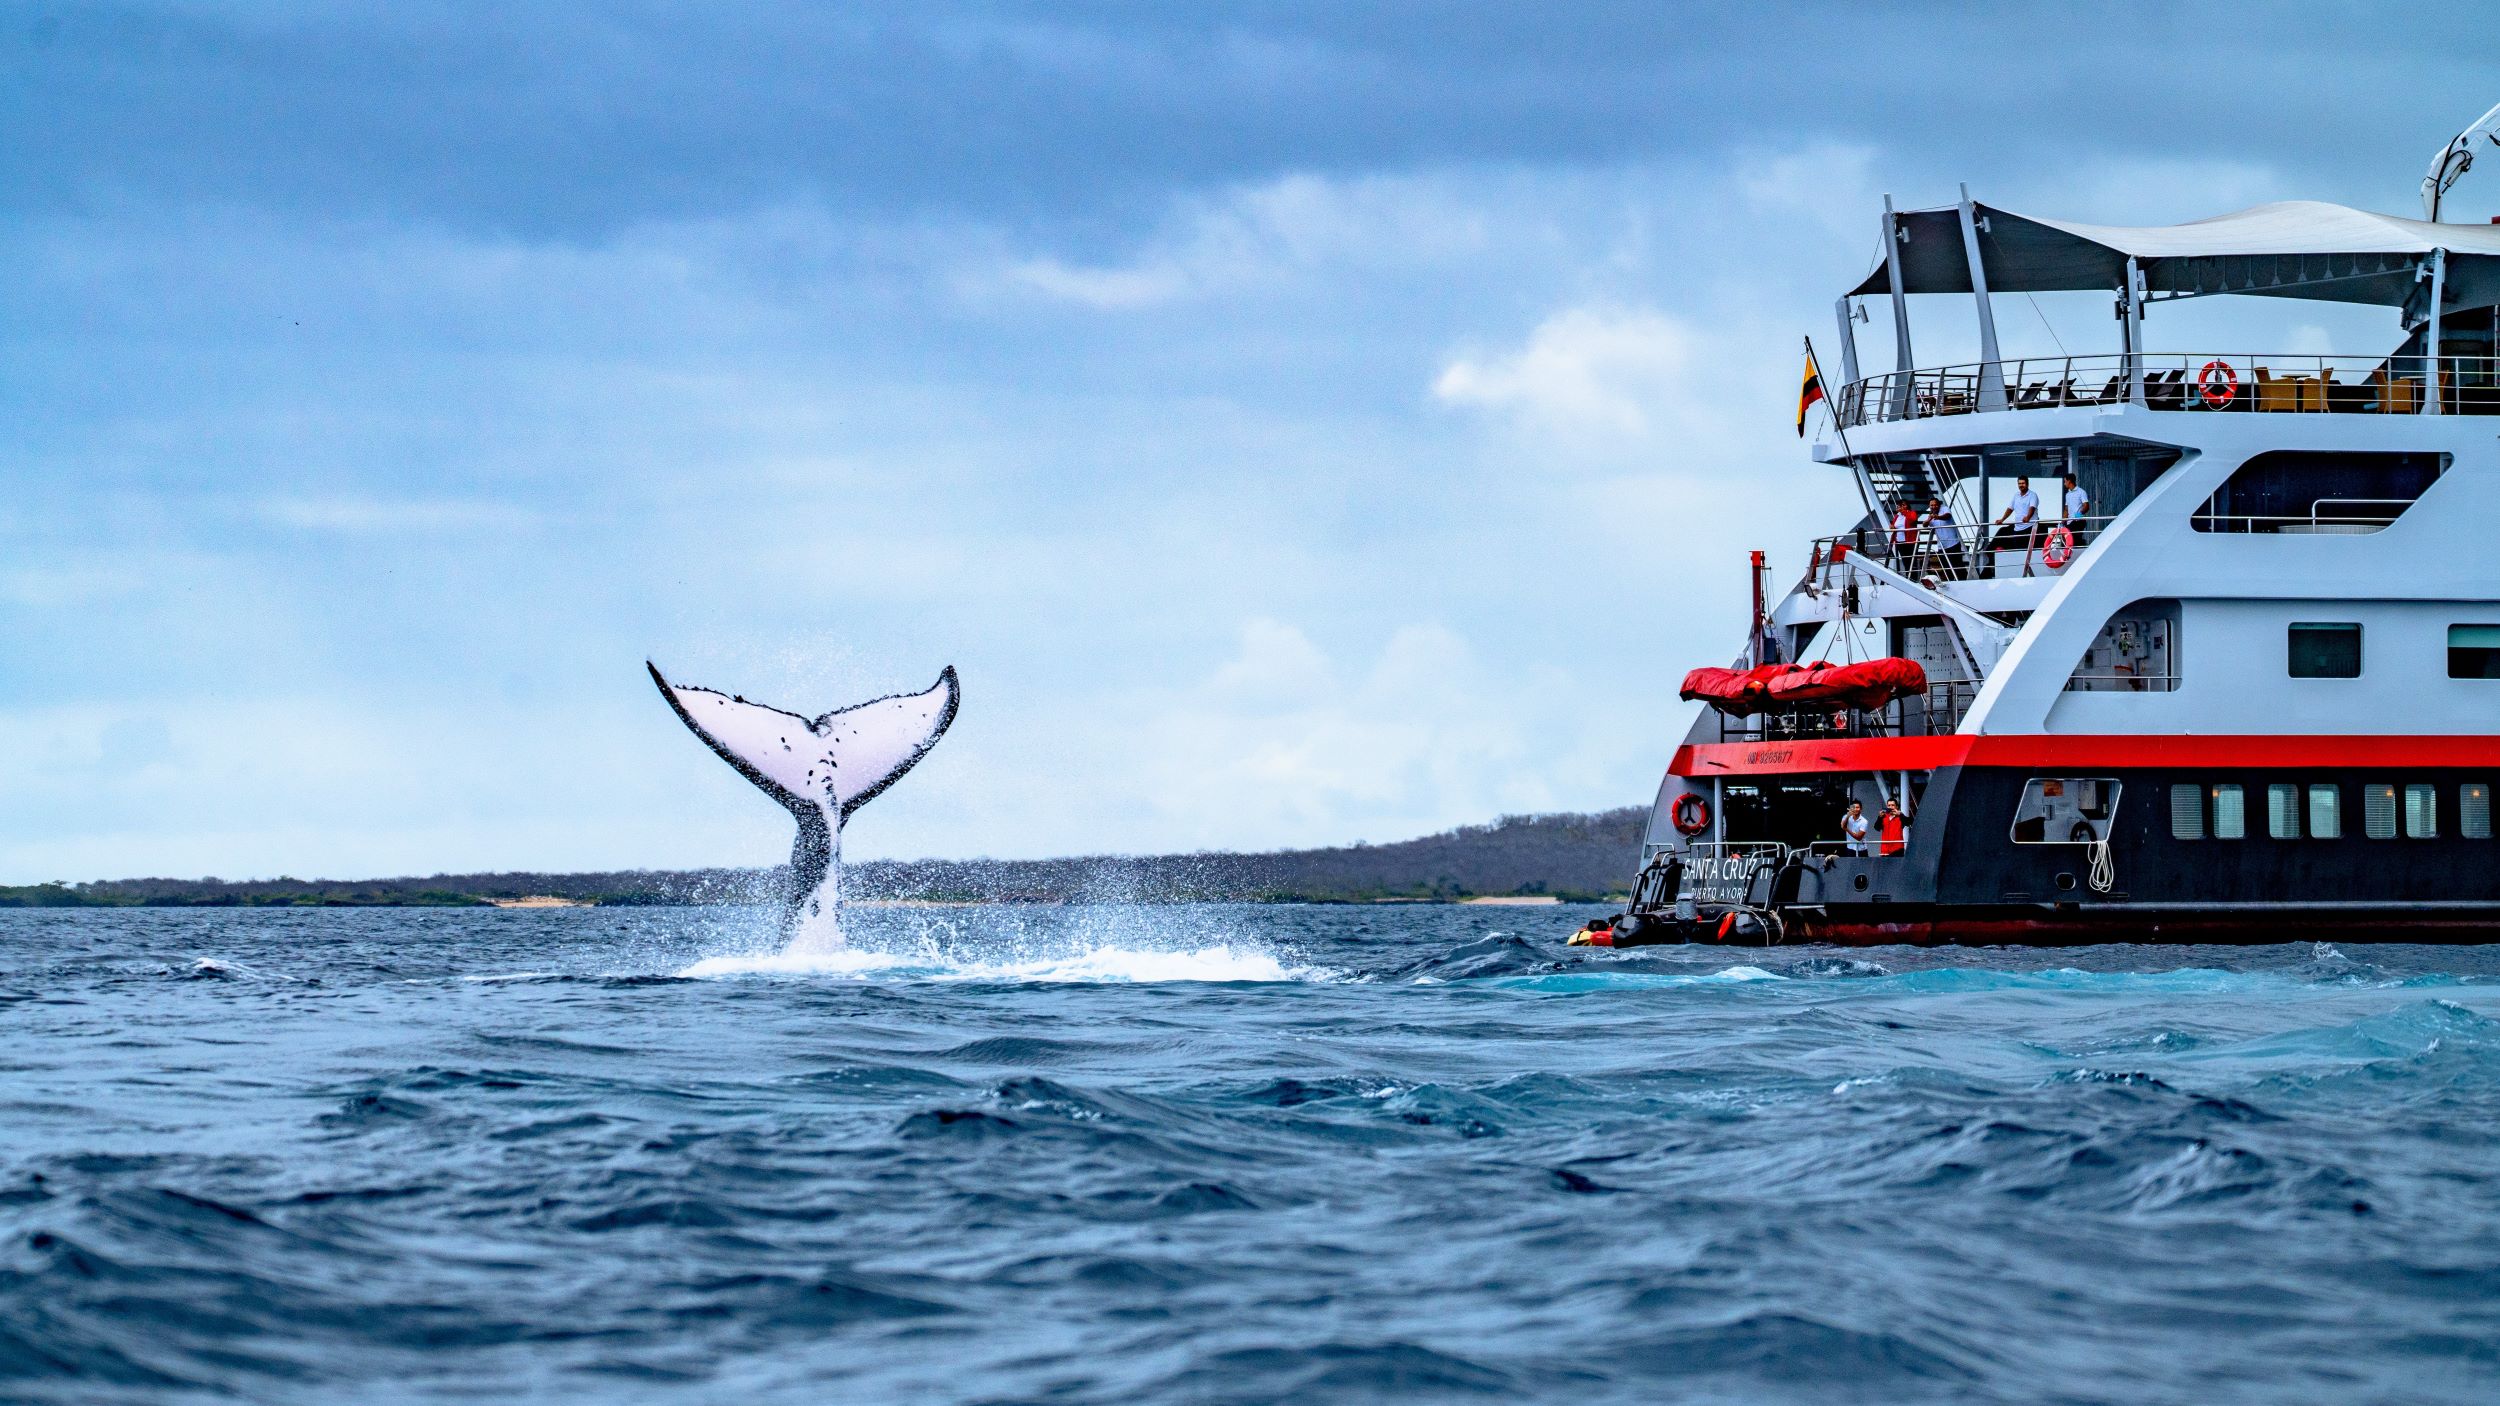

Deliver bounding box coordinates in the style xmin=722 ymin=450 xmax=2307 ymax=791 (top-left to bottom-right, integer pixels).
xmin=7 ymin=906 xmax=2500 ymax=1404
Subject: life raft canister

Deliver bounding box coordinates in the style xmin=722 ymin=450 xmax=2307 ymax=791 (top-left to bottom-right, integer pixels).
xmin=1671 ymin=792 xmax=1712 ymax=836
xmin=2198 ymin=359 xmax=2239 ymax=407
xmin=2042 ymin=525 xmax=2075 ymax=569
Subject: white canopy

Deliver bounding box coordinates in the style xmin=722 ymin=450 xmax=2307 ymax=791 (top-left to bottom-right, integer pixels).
xmin=1850 ymin=200 xmax=2500 ymax=309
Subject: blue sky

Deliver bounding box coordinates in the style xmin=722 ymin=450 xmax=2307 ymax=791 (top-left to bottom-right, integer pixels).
xmin=1 ymin=4 xmax=2486 ymax=880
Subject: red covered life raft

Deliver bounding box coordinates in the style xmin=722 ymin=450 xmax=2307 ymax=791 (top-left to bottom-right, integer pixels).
xmin=1674 ymin=663 xmax=1800 ymax=716
xmin=1679 ymin=657 xmax=1927 ymax=714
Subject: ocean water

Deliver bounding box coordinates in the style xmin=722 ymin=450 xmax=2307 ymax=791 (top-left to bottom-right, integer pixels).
xmin=5 ymin=905 xmax=2499 ymax=1405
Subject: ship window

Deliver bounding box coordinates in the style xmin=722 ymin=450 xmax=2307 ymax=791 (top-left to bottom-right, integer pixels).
xmin=2405 ymin=784 xmax=2438 ymax=838
xmin=2065 ymin=598 xmax=2181 ymax=693
xmin=2010 ymin=778 xmax=2120 ymax=844
xmin=2191 ymin=450 xmax=2447 ymax=534
xmin=2211 ymin=784 xmax=2245 ymax=839
xmin=2169 ymin=784 xmax=2204 ymax=840
xmin=2465 ymin=784 xmax=2493 ymax=840
xmin=2363 ymin=783 xmax=2397 ymax=839
xmin=2289 ymin=623 xmax=2361 ymax=678
xmin=2308 ymin=785 xmax=2341 ymax=839
xmin=2450 ymin=625 xmax=2500 ymax=679
xmin=2267 ymin=784 xmax=2301 ymax=839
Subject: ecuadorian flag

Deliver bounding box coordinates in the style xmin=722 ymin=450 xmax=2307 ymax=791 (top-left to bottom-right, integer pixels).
xmin=1795 ymin=346 xmax=1826 ymax=437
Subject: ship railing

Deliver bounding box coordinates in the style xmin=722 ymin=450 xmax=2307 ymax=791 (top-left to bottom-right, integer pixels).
xmin=1800 ymin=840 xmax=1909 ymax=859
xmin=1811 ymin=514 xmax=2119 ymax=587
xmin=1702 ymin=678 xmax=1976 ymax=742
xmin=1673 ymin=842 xmax=1789 ymax=905
xmin=1838 ymin=353 xmax=2500 ymax=427
xmin=2188 ymin=497 xmax=2421 ymax=536
xmin=2063 ymin=671 xmax=2184 ymax=694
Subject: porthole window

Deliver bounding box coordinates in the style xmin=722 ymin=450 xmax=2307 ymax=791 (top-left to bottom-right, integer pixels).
xmin=2308 ymin=785 xmax=2341 ymax=839
xmin=2405 ymin=784 xmax=2438 ymax=839
xmin=2363 ymin=784 xmax=2397 ymax=839
xmin=2169 ymin=784 xmax=2205 ymax=840
xmin=2267 ymin=784 xmax=2301 ymax=839
xmin=2465 ymin=784 xmax=2493 ymax=840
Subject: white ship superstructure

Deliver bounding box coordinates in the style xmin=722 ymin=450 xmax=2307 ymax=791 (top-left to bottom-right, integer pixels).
xmin=1600 ymin=151 xmax=2500 ymax=946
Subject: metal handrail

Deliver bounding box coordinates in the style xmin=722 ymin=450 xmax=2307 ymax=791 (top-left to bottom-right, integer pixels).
xmin=2190 ymin=497 xmax=2421 ymax=535
xmin=1838 ymin=352 xmax=2500 ymax=427
xmin=1808 ymin=514 xmax=2118 ymax=593
xmin=1674 ymin=841 xmax=1788 ymax=903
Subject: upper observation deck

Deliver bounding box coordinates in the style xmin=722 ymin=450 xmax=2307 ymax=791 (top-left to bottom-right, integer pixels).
xmin=1829 ymin=194 xmax=2500 ymax=435
xmin=1842 ymin=352 xmax=2500 ymax=427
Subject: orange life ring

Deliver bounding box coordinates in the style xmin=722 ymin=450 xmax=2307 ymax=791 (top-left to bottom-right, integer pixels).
xmin=2197 ymin=359 xmax=2238 ymax=407
xmin=1671 ymin=792 xmax=1711 ymax=836
xmin=2042 ymin=525 xmax=2075 ymax=569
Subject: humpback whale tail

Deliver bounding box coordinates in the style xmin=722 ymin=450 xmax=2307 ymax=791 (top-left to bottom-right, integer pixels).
xmin=648 ymin=661 xmax=958 ymax=950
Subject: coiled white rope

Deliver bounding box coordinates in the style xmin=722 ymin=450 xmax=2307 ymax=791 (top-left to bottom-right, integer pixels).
xmin=2086 ymin=837 xmax=2116 ymax=895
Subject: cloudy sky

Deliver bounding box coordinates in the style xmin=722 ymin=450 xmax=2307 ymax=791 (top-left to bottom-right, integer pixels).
xmin=1 ymin=4 xmax=2485 ymax=880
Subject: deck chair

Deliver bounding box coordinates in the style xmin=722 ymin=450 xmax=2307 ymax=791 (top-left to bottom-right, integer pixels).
xmin=2301 ymin=370 xmax=2332 ymax=412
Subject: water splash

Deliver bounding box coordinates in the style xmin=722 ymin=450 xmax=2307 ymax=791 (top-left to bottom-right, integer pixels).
xmin=680 ymin=941 xmax=1314 ymax=983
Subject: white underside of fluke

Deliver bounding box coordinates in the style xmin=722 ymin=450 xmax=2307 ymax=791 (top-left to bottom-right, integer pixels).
xmin=649 ymin=662 xmax=959 ymax=951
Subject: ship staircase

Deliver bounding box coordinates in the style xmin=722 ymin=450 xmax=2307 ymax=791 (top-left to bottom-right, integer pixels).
xmin=1862 ymin=452 xmax=1945 ymax=510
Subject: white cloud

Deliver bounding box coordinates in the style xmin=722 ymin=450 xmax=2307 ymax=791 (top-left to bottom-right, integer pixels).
xmin=1103 ymin=618 xmax=1626 ymax=851
xmin=1007 ymin=258 xmax=1190 ymax=309
xmin=256 ymin=496 xmax=538 ymax=532
xmin=1433 ymin=305 xmax=1699 ymax=437
xmin=988 ymin=171 xmax=1492 ymax=309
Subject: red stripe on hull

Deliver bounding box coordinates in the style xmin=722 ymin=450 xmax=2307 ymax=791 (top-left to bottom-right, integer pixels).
xmin=1671 ymin=734 xmax=2500 ymax=778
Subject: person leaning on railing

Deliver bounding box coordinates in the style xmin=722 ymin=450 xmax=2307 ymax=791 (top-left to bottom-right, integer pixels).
xmin=1921 ymin=494 xmax=1963 ymax=581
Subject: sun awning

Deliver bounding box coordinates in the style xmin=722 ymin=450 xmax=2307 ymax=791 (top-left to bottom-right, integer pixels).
xmin=1848 ymin=200 xmax=2500 ymax=309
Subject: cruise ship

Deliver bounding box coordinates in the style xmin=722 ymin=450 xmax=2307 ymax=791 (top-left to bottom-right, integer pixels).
xmin=1594 ymin=116 xmax=2500 ymax=946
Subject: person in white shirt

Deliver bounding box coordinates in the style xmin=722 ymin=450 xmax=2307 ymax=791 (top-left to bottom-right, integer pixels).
xmin=1923 ymin=494 xmax=1963 ymax=579
xmin=2061 ymin=473 xmax=2092 ymax=542
xmin=1841 ymin=801 xmax=1871 ymax=856
xmin=1993 ymin=474 xmax=2042 ymax=575
xmin=1996 ymin=475 xmax=2040 ymax=532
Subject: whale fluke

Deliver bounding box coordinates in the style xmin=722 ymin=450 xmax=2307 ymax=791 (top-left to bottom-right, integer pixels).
xmin=649 ymin=661 xmax=958 ymax=950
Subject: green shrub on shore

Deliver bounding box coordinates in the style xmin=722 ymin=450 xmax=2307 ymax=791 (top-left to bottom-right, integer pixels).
xmin=7 ymin=808 xmax=1645 ymax=909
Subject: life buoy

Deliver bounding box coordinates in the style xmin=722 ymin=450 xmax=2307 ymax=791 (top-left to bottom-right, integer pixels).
xmin=2042 ymin=525 xmax=2074 ymax=569
xmin=2197 ymin=359 xmax=2238 ymax=407
xmin=1671 ymin=792 xmax=1711 ymax=836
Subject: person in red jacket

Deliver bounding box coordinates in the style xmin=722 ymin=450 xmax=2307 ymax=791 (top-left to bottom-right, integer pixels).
xmin=1878 ymin=798 xmax=1908 ymax=856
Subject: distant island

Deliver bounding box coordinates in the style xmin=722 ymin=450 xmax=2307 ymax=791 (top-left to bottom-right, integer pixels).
xmin=1 ymin=808 xmax=1645 ymax=909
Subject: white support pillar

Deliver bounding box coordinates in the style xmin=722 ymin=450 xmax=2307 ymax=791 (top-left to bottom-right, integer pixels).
xmin=1883 ymin=196 xmax=1915 ymax=419
xmin=2124 ymin=256 xmax=2147 ymax=407
xmin=1957 ymin=184 xmax=2007 ymax=412
xmin=1834 ymin=296 xmax=1862 ymax=386
xmin=2425 ymin=247 xmax=2447 ymax=416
